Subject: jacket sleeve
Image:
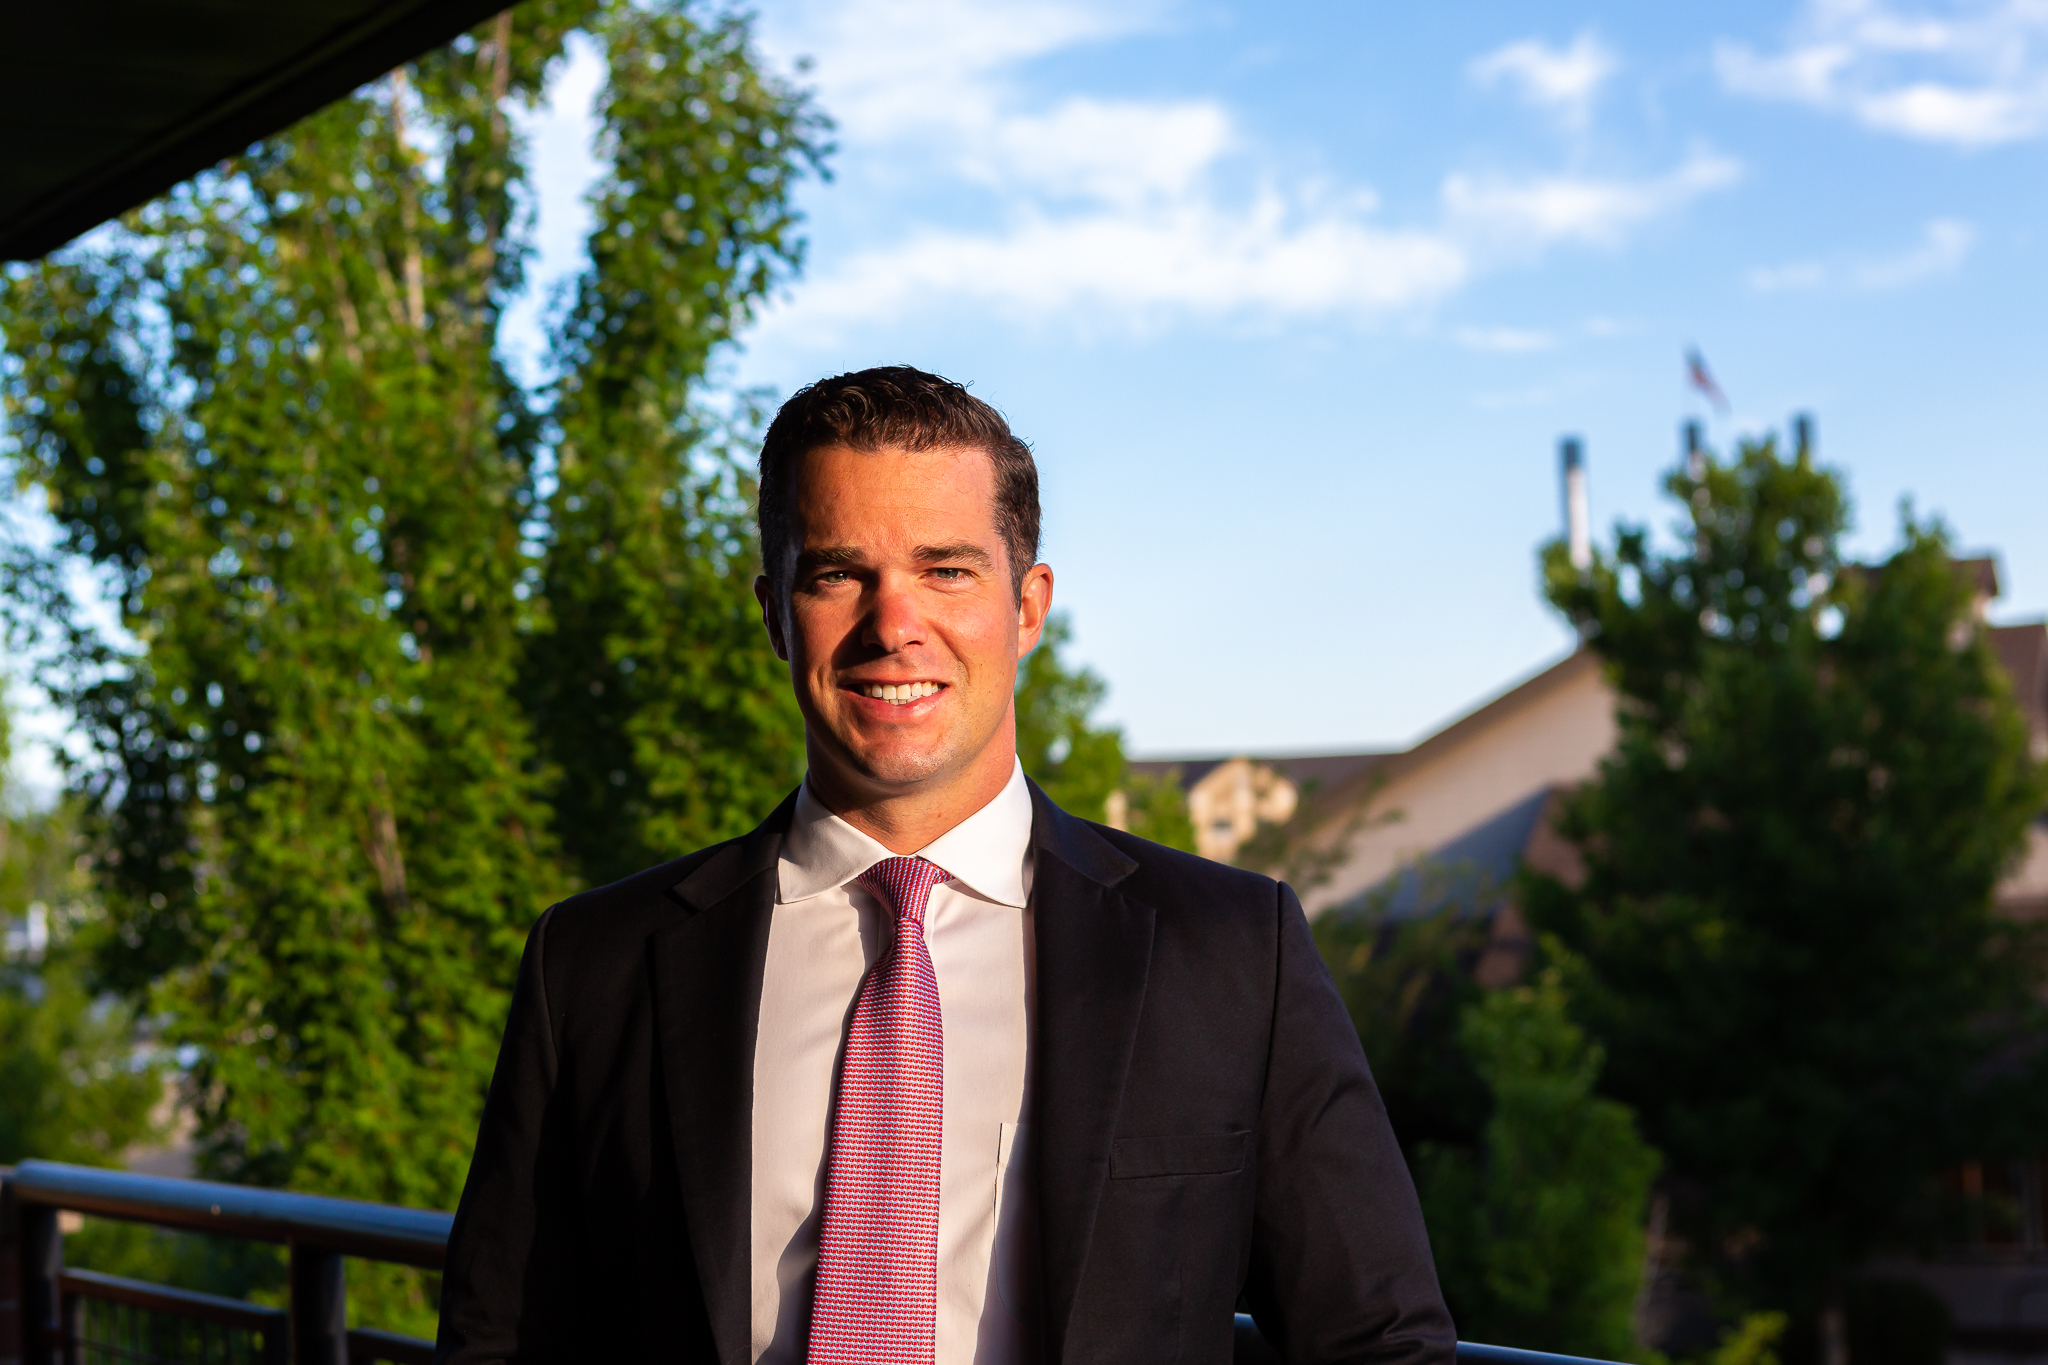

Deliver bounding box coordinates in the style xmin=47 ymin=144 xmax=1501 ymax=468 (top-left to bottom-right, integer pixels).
xmin=436 ymin=907 xmax=582 ymax=1365
xmin=1242 ymin=882 xmax=1457 ymax=1365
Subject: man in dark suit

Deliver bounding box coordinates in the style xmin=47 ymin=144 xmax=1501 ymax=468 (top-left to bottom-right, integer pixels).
xmin=436 ymin=367 xmax=1452 ymax=1365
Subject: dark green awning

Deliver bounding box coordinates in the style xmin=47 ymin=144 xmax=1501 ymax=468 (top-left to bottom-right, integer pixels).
xmin=3 ymin=0 xmax=512 ymax=262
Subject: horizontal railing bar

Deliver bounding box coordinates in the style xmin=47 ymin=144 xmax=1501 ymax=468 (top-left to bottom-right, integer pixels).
xmin=347 ymin=1325 xmax=436 ymax=1365
xmin=1232 ymin=1316 xmax=1625 ymax=1365
xmin=59 ymin=1267 xmax=286 ymax=1333
xmin=14 ymin=1161 xmax=452 ymax=1268
xmin=18 ymin=1167 xmax=1619 ymax=1365
xmin=1457 ymin=1342 xmax=1627 ymax=1365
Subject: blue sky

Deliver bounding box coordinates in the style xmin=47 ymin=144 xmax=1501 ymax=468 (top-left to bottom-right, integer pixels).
xmin=702 ymin=0 xmax=2048 ymax=756
xmin=13 ymin=0 xmax=2048 ymax=795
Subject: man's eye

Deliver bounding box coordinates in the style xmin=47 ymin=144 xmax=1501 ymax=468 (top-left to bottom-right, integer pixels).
xmin=816 ymin=571 xmax=851 ymax=584
xmin=930 ymin=567 xmax=966 ymax=580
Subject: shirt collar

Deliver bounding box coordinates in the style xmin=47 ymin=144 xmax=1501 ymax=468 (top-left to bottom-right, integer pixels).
xmin=777 ymin=759 xmax=1034 ymax=908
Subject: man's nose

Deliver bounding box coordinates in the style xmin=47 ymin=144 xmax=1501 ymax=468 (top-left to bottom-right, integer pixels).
xmin=863 ymin=575 xmax=927 ymax=653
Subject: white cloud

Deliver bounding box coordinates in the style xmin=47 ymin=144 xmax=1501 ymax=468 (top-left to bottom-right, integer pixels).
xmin=1749 ymin=217 xmax=1977 ymax=290
xmin=761 ymin=0 xmax=1157 ymax=141
xmin=744 ymin=0 xmax=1738 ymax=341
xmin=1455 ymin=325 xmax=1558 ymax=353
xmin=1717 ymin=0 xmax=2048 ymax=146
xmin=756 ymin=194 xmax=1471 ymax=340
xmin=979 ymin=98 xmax=1235 ymax=205
xmin=1469 ymin=30 xmax=1620 ymax=129
xmin=1443 ymin=150 xmax=1743 ymax=249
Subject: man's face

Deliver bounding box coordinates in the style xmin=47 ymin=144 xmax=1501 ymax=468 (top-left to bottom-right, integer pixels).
xmin=757 ymin=443 xmax=1053 ymax=800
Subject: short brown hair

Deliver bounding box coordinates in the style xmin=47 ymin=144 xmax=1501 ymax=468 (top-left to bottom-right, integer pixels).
xmin=756 ymin=366 xmax=1041 ymax=596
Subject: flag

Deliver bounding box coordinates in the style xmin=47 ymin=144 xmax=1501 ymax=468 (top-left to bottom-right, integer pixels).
xmin=1686 ymin=347 xmax=1729 ymax=412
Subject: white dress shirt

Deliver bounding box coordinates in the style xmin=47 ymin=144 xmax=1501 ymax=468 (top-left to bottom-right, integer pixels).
xmin=751 ymin=760 xmax=1040 ymax=1365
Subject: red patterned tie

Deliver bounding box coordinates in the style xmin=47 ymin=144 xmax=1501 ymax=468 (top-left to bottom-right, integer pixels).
xmin=807 ymin=855 xmax=950 ymax=1365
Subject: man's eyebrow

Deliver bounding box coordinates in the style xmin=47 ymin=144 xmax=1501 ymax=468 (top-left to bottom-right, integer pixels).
xmin=794 ymin=545 xmax=866 ymax=571
xmin=915 ymin=542 xmax=994 ymax=569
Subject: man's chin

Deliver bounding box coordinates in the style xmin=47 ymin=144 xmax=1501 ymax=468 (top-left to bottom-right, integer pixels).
xmin=822 ymin=726 xmax=968 ymax=791
xmin=846 ymin=746 xmax=954 ymax=789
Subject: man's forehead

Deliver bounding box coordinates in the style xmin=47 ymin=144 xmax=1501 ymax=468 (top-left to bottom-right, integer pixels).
xmin=796 ymin=440 xmax=992 ymax=476
xmin=793 ymin=443 xmax=998 ymax=525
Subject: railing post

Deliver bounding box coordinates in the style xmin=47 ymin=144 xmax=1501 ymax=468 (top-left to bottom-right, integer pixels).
xmin=18 ymin=1204 xmax=59 ymax=1365
xmin=0 ymin=1168 xmax=19 ymax=1365
xmin=57 ymin=1295 xmax=79 ymax=1365
xmin=287 ymin=1244 xmax=345 ymax=1365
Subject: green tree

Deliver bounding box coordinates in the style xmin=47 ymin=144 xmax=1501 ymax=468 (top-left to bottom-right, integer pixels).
xmin=0 ymin=699 xmax=161 ymax=1167
xmin=1313 ymin=887 xmax=1489 ymax=1152
xmin=524 ymin=3 xmax=822 ymax=886
xmin=1415 ymin=967 xmax=1659 ymax=1360
xmin=1014 ymin=612 xmax=1196 ymax=850
xmin=2 ymin=10 xmax=592 ymax=1229
xmin=0 ymin=5 xmax=821 ymax=1333
xmin=1121 ymin=768 xmax=1198 ymax=852
xmin=1016 ymin=612 xmax=1126 ymax=821
xmin=1529 ymin=431 xmax=2048 ymax=1340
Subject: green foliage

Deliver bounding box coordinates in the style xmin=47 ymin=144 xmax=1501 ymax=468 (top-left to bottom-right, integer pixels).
xmin=2 ymin=10 xmax=594 ymax=1225
xmin=526 ymin=2 xmax=822 ymax=885
xmin=0 ymin=950 xmax=160 ymax=1166
xmin=1121 ymin=768 xmax=1197 ymax=852
xmin=1015 ymin=613 xmax=1130 ymax=822
xmin=66 ymin=1219 xmax=285 ymax=1313
xmin=0 ymin=5 xmax=823 ymax=1336
xmin=1013 ymin=612 xmax=1194 ymax=850
xmin=1531 ymin=431 xmax=2048 ymax=1325
xmin=0 ymin=744 xmax=161 ymax=1166
xmin=1416 ymin=968 xmax=1660 ymax=1361
xmin=1317 ymin=873 xmax=1657 ymax=1357
xmin=1707 ymin=1313 xmax=1787 ymax=1365
xmin=1313 ymin=890 xmax=1489 ymax=1150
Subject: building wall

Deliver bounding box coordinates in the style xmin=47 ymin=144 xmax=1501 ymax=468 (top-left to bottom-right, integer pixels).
xmin=1301 ymin=651 xmax=1616 ymax=917
xmin=1999 ymin=823 xmax=2048 ymax=921
xmin=1185 ymin=757 xmax=1299 ymax=862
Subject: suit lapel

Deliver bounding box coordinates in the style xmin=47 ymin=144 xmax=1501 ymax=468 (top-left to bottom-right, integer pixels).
xmin=1028 ymin=783 xmax=1151 ymax=1362
xmin=652 ymin=792 xmax=795 ymax=1365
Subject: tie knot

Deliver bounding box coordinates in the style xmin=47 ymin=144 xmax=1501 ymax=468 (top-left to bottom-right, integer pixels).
xmin=856 ymin=855 xmax=951 ymax=923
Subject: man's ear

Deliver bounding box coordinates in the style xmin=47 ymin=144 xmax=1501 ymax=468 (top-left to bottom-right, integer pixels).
xmin=755 ymin=574 xmax=791 ymax=662
xmin=1015 ymin=562 xmax=1054 ymax=659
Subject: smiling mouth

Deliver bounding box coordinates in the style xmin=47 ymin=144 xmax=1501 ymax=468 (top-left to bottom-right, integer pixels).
xmin=853 ymin=681 xmax=943 ymax=705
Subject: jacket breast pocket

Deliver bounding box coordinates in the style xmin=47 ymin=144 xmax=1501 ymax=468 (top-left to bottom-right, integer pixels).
xmin=1109 ymin=1131 xmax=1249 ymax=1180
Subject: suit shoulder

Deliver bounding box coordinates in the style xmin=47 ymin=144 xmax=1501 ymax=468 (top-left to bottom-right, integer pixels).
xmin=1083 ymin=820 xmax=1283 ymax=908
xmin=535 ymin=839 xmax=734 ymax=952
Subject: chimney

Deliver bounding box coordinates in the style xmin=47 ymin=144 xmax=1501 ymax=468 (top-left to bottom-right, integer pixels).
xmin=1684 ymin=421 xmax=1709 ymax=558
xmin=1792 ymin=412 xmax=1814 ymax=463
xmin=1560 ymin=436 xmax=1590 ymax=571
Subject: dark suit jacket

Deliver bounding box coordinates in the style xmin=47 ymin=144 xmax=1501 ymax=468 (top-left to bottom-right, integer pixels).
xmin=436 ymin=781 xmax=1453 ymax=1365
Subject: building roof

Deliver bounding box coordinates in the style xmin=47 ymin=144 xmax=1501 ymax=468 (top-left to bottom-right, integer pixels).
xmin=1126 ymin=750 xmax=1391 ymax=797
xmin=4 ymin=0 xmax=512 ymax=262
xmin=1128 ymin=651 xmax=1601 ymax=832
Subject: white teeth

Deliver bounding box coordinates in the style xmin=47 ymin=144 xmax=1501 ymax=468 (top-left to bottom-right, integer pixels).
xmin=862 ymin=682 xmax=939 ymax=703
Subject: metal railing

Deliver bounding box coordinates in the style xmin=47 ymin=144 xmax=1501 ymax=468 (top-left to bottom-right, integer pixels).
xmin=4 ymin=1159 xmax=1623 ymax=1365
xmin=1231 ymin=1316 xmax=1623 ymax=1365
xmin=3 ymin=1161 xmax=447 ymax=1365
